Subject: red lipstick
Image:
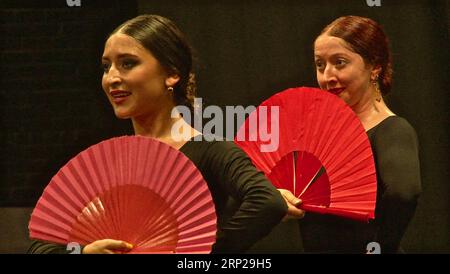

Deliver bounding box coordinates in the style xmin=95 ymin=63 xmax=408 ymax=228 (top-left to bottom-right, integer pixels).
xmin=110 ymin=90 xmax=131 ymax=104
xmin=328 ymin=88 xmax=345 ymax=96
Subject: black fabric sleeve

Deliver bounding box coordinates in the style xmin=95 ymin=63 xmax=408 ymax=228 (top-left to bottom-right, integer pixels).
xmin=211 ymin=142 xmax=287 ymax=253
xmin=27 ymin=240 xmax=71 ymax=254
xmin=372 ymin=117 xmax=422 ymax=253
xmin=181 ymin=140 xmax=287 ymax=253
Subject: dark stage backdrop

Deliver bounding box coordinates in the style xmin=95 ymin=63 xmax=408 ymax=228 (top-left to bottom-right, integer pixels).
xmin=0 ymin=0 xmax=448 ymax=253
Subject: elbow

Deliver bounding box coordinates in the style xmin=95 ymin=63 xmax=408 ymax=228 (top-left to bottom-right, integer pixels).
xmin=383 ymin=176 xmax=422 ymax=206
xmin=386 ymin=187 xmax=421 ymax=206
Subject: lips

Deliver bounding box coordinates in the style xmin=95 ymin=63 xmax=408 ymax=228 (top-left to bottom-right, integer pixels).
xmin=109 ymin=90 xmax=131 ymax=104
xmin=327 ymin=87 xmax=345 ymax=96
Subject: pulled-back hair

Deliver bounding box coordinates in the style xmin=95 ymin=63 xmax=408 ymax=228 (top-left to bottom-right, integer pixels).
xmin=319 ymin=16 xmax=393 ymax=95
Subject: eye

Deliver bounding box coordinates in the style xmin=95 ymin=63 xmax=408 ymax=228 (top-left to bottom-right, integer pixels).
xmin=101 ymin=62 xmax=110 ymax=73
xmin=335 ymin=58 xmax=348 ymax=68
xmin=315 ymin=60 xmax=325 ymax=71
xmin=122 ymin=59 xmax=138 ymax=70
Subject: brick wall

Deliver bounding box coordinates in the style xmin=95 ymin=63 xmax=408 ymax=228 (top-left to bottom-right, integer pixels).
xmin=0 ymin=0 xmax=136 ymax=206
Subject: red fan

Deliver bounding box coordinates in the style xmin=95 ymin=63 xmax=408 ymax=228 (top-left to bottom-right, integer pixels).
xmin=29 ymin=136 xmax=217 ymax=253
xmin=235 ymin=87 xmax=377 ymax=222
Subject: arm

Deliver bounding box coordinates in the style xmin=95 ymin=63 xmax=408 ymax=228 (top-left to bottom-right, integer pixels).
xmin=208 ymin=142 xmax=288 ymax=253
xmin=28 ymin=239 xmax=132 ymax=254
xmin=28 ymin=240 xmax=70 ymax=254
xmin=373 ymin=118 xmax=422 ymax=253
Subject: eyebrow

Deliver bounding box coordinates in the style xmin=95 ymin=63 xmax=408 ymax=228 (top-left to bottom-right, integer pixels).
xmin=314 ymin=53 xmax=351 ymax=59
xmin=102 ymin=53 xmax=139 ymax=61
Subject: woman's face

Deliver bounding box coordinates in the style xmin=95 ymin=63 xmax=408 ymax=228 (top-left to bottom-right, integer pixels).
xmin=314 ymin=34 xmax=376 ymax=107
xmin=101 ymin=33 xmax=177 ymax=119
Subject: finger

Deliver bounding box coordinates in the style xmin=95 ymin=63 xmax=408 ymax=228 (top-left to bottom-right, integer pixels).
xmin=285 ymin=194 xmax=302 ymax=207
xmin=287 ymin=205 xmax=305 ymax=219
xmin=103 ymin=239 xmax=133 ymax=250
xmin=279 ymin=189 xmax=302 ymax=206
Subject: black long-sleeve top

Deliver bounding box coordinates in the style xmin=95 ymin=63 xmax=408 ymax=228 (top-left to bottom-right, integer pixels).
xmin=28 ymin=137 xmax=287 ymax=254
xmin=299 ymin=116 xmax=422 ymax=253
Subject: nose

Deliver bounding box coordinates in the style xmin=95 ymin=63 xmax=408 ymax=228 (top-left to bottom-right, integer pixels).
xmin=322 ymin=65 xmax=338 ymax=89
xmin=104 ymin=65 xmax=122 ymax=88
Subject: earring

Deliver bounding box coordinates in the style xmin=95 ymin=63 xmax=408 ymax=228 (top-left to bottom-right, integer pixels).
xmin=167 ymin=86 xmax=174 ymax=93
xmin=372 ymin=75 xmax=382 ymax=102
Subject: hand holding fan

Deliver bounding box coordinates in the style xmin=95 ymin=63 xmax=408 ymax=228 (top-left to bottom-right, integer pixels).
xmin=235 ymin=87 xmax=377 ymax=222
xmin=29 ymin=136 xmax=217 ymax=253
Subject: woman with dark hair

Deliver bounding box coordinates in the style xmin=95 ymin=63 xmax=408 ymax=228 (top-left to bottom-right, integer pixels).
xmin=284 ymin=16 xmax=422 ymax=253
xmin=28 ymin=14 xmax=288 ymax=254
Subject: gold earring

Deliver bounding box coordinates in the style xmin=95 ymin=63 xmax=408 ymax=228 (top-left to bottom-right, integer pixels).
xmin=372 ymin=75 xmax=381 ymax=102
xmin=167 ymin=87 xmax=174 ymax=93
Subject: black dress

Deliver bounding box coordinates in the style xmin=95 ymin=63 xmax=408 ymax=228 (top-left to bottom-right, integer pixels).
xmin=299 ymin=116 xmax=422 ymax=253
xmin=28 ymin=137 xmax=287 ymax=254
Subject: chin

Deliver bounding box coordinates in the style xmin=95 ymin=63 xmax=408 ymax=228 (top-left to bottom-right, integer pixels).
xmin=113 ymin=109 xmax=132 ymax=119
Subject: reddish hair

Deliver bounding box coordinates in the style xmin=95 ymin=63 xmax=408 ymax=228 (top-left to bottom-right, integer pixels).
xmin=319 ymin=16 xmax=393 ymax=95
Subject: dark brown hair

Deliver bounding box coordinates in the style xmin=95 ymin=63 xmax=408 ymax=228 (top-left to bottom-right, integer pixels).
xmin=319 ymin=16 xmax=393 ymax=95
xmin=110 ymin=14 xmax=196 ymax=110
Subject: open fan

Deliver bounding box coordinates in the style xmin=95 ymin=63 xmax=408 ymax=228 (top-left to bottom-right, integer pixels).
xmin=29 ymin=136 xmax=217 ymax=253
xmin=235 ymin=87 xmax=377 ymax=222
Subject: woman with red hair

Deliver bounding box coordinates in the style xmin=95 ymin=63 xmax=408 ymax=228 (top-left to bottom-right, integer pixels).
xmin=286 ymin=16 xmax=422 ymax=253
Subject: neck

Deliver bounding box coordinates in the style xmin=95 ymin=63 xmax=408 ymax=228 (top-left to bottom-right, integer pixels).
xmin=131 ymin=106 xmax=200 ymax=149
xmin=132 ymin=112 xmax=174 ymax=139
xmin=351 ymin=90 xmax=395 ymax=131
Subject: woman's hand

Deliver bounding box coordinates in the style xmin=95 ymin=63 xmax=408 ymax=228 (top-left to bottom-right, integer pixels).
xmin=82 ymin=239 xmax=133 ymax=254
xmin=278 ymin=189 xmax=306 ymax=220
